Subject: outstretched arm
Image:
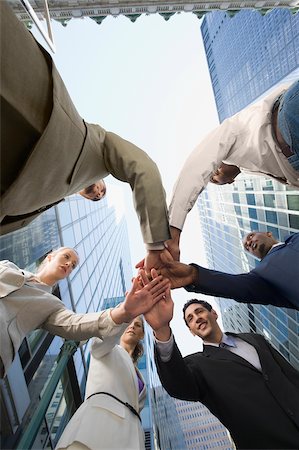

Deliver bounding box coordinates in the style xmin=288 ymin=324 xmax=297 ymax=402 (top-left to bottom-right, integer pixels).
xmin=103 ymin=132 xmax=171 ymax=246
xmin=186 ymin=264 xmax=295 ymax=309
xmin=168 ymin=125 xmax=236 ymax=232
xmin=44 ymin=270 xmax=169 ymax=344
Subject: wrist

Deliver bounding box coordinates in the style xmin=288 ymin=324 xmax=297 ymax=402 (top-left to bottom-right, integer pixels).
xmin=146 ymin=242 xmax=165 ymax=251
xmin=154 ymin=325 xmax=171 ymax=342
xmin=188 ymin=264 xmax=198 ymax=285
xmin=110 ymin=302 xmax=132 ymax=325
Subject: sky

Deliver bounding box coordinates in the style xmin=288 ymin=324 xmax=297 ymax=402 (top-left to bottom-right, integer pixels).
xmin=33 ymin=11 xmax=222 ymax=355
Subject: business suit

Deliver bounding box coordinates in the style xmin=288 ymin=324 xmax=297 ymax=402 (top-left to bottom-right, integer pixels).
xmin=0 ymin=260 xmax=126 ymax=378
xmin=155 ymin=332 xmax=299 ymax=449
xmin=56 ymin=332 xmax=146 ymax=450
xmin=0 ymin=1 xmax=170 ymax=245
xmin=186 ymin=233 xmax=299 ymax=310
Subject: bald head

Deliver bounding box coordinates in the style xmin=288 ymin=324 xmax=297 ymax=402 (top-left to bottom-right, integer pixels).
xmin=243 ymin=231 xmax=278 ymax=259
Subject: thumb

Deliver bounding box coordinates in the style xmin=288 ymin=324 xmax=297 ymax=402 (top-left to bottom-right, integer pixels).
xmin=135 ymin=258 xmax=145 ymax=269
xmin=130 ymin=277 xmax=139 ymax=294
xmin=151 ymin=268 xmax=159 ymax=280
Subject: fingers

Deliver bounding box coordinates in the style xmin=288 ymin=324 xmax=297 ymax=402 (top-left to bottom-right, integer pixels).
xmin=135 ymin=258 xmax=145 ymax=269
xmin=150 ymin=268 xmax=159 ymax=280
xmin=151 ymin=280 xmax=170 ymax=298
xmin=130 ymin=277 xmax=139 ymax=293
xmin=151 ymin=290 xmax=169 ymax=305
xmin=138 ymin=269 xmax=151 ymax=286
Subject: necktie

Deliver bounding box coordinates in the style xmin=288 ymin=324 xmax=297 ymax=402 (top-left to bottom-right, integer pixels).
xmin=219 ymin=342 xmax=228 ymax=349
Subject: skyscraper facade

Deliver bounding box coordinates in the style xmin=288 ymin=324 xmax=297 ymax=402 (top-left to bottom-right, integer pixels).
xmin=174 ymin=398 xmax=233 ymax=449
xmin=201 ymin=8 xmax=299 ymax=121
xmin=0 ymin=194 xmax=133 ymax=449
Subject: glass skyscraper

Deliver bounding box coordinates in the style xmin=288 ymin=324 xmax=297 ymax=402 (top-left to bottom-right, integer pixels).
xmin=201 ymin=8 xmax=299 ymax=122
xmin=0 ymin=194 xmax=133 ymax=449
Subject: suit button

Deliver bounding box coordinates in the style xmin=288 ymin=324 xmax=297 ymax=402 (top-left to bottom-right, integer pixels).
xmin=287 ymin=409 xmax=294 ymax=417
xmin=263 ymin=374 xmax=269 ymax=381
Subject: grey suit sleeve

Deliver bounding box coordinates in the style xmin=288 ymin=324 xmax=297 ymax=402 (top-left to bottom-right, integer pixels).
xmin=103 ymin=132 xmax=171 ymax=244
xmin=185 ymin=264 xmax=295 ymax=309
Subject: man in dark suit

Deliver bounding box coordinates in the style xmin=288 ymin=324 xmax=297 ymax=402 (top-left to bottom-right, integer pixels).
xmin=159 ymin=231 xmax=299 ymax=310
xmin=144 ymin=296 xmax=299 ymax=449
xmin=0 ymin=1 xmax=170 ymax=271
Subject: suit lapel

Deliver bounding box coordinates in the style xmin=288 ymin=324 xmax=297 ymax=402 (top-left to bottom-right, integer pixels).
xmin=203 ymin=333 xmax=261 ymax=372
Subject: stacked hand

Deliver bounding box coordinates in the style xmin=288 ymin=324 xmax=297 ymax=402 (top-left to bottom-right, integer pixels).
xmin=111 ymin=269 xmax=170 ymax=324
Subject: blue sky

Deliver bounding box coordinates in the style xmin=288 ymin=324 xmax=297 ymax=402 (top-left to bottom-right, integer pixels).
xmin=33 ymin=11 xmax=221 ymax=354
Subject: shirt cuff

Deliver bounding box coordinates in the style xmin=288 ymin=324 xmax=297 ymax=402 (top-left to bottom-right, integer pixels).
xmin=145 ymin=242 xmax=165 ymax=251
xmin=154 ymin=332 xmax=174 ymax=362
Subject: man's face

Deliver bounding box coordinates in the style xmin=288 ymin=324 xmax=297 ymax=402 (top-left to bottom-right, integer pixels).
xmin=210 ymin=167 xmax=236 ymax=185
xmin=184 ymin=303 xmax=218 ymax=340
xmin=79 ymin=180 xmax=106 ymax=201
xmin=242 ymin=231 xmax=277 ymax=259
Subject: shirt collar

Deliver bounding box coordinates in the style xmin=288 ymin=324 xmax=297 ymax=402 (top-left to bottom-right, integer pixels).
xmin=204 ymin=333 xmax=237 ymax=348
xmin=270 ymin=241 xmax=283 ymax=251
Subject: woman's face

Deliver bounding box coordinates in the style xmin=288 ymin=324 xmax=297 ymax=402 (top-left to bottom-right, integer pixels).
xmin=46 ymin=248 xmax=79 ymax=281
xmin=121 ymin=317 xmax=144 ymax=346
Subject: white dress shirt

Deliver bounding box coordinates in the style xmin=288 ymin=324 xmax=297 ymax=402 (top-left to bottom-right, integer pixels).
xmin=169 ymin=83 xmax=299 ymax=230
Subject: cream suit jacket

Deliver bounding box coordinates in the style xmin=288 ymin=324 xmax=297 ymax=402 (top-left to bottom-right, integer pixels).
xmin=0 ymin=1 xmax=170 ymax=244
xmin=0 ymin=260 xmax=126 ymax=377
xmin=56 ymin=331 xmax=146 ymax=450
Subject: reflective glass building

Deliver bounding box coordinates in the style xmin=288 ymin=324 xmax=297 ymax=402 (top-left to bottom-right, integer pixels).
xmin=174 ymin=399 xmax=233 ymax=449
xmin=201 ymin=8 xmax=299 ymax=121
xmin=0 ymin=195 xmax=133 ymax=449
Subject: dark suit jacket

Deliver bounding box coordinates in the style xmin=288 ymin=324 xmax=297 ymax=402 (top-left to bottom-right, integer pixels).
xmin=186 ymin=233 xmax=299 ymax=310
xmin=155 ymin=333 xmax=299 ymax=449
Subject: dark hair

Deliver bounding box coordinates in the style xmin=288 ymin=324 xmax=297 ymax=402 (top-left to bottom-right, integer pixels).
xmin=183 ymin=299 xmax=213 ymax=327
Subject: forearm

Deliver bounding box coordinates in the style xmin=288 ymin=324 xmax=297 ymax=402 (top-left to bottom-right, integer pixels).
xmin=104 ymin=132 xmax=171 ymax=244
xmin=169 ymin=127 xmax=235 ymax=230
xmin=43 ymin=308 xmax=127 ymax=340
xmin=186 ymin=264 xmax=292 ymax=307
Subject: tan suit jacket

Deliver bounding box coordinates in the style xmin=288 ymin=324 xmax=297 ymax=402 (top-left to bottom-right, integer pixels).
xmin=0 ymin=1 xmax=170 ymax=244
xmin=56 ymin=333 xmax=146 ymax=450
xmin=0 ymin=260 xmax=126 ymax=377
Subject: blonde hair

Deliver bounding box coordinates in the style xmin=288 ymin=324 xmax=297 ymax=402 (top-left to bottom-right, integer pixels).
xmin=36 ymin=247 xmax=79 ymax=273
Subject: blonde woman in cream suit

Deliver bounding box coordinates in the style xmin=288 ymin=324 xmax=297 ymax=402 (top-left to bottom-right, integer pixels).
xmin=0 ymin=247 xmax=169 ymax=379
xmin=56 ymin=316 xmax=147 ymax=450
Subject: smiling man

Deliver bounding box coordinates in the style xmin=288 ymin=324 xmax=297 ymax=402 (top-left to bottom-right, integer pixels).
xmin=144 ymin=296 xmax=299 ymax=449
xmin=159 ymin=230 xmax=299 ymax=310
